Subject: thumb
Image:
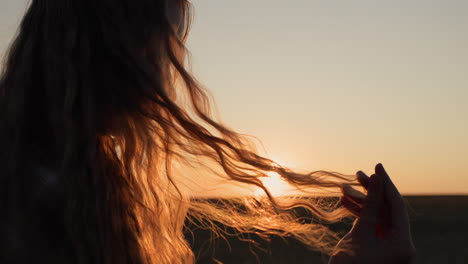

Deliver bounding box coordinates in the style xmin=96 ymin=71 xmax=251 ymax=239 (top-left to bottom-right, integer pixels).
xmin=376 ymin=163 xmax=410 ymax=232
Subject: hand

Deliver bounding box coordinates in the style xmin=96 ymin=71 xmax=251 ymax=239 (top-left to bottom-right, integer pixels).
xmin=328 ymin=163 xmax=416 ymax=264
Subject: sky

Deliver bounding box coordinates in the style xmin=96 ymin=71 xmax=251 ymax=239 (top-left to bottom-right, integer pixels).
xmin=1 ymin=0 xmax=467 ymax=195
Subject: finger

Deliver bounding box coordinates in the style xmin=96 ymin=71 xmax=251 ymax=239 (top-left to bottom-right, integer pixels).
xmin=341 ymin=196 xmax=362 ymax=216
xmin=341 ymin=184 xmax=366 ymax=205
xmin=356 ymin=170 xmax=370 ymax=190
xmin=356 ymin=174 xmax=384 ymax=231
xmin=375 ymin=163 xmax=409 ymax=230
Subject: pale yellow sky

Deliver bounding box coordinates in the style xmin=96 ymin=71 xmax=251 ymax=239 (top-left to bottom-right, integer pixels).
xmin=1 ymin=0 xmax=467 ymax=195
xmin=185 ymin=0 xmax=468 ymax=195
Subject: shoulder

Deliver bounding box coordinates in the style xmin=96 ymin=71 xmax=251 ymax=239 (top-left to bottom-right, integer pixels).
xmin=27 ymin=160 xmax=66 ymax=212
xmin=0 ymin=161 xmax=75 ymax=263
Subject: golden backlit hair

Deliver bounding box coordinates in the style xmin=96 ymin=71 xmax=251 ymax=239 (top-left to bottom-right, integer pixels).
xmin=0 ymin=0 xmax=357 ymax=263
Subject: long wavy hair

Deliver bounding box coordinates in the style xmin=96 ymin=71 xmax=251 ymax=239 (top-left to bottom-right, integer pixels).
xmin=0 ymin=0 xmax=357 ymax=263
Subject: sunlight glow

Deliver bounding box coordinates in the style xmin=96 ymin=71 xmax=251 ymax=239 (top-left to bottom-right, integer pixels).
xmin=255 ymin=171 xmax=293 ymax=197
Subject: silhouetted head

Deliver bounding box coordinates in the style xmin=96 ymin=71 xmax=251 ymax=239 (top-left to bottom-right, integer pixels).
xmin=0 ymin=1 xmax=199 ymax=263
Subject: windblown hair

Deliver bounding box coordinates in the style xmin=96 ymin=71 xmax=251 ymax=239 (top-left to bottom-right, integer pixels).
xmin=0 ymin=0 xmax=357 ymax=263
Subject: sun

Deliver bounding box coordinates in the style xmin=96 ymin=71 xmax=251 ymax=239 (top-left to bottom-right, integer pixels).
xmin=254 ymin=171 xmax=292 ymax=197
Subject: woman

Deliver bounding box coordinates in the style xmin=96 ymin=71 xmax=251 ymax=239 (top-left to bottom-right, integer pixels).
xmin=0 ymin=0 xmax=416 ymax=263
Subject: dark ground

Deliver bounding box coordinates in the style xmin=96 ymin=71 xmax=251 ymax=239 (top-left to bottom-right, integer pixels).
xmin=185 ymin=196 xmax=468 ymax=264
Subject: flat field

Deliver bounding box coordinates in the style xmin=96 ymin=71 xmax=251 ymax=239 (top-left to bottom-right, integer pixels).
xmin=185 ymin=196 xmax=468 ymax=264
